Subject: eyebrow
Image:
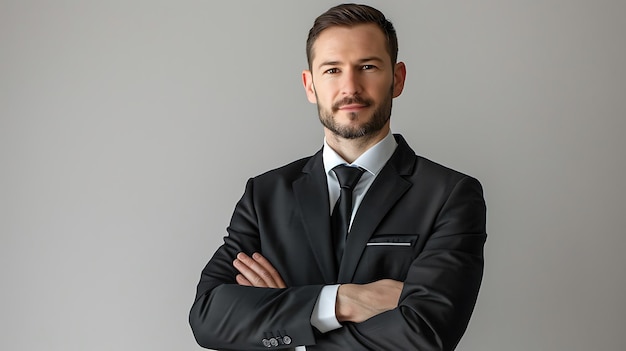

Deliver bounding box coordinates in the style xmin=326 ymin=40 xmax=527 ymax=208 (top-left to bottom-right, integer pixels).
xmin=317 ymin=56 xmax=385 ymax=70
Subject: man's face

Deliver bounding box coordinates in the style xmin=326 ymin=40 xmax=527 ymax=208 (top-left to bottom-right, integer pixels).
xmin=303 ymin=24 xmax=405 ymax=140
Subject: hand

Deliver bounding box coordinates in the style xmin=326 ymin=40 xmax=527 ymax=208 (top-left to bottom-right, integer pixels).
xmin=232 ymin=252 xmax=286 ymax=288
xmin=336 ymin=279 xmax=403 ymax=323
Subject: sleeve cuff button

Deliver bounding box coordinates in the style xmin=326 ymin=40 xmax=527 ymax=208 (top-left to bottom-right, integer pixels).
xmin=262 ymin=338 xmax=271 ymax=347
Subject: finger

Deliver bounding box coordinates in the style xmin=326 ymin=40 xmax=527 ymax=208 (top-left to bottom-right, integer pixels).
xmin=233 ymin=252 xmax=286 ymax=288
xmin=235 ymin=273 xmax=252 ymax=286
xmin=237 ymin=252 xmax=284 ymax=288
xmin=252 ymin=253 xmax=286 ymax=288
xmin=233 ymin=257 xmax=268 ymax=287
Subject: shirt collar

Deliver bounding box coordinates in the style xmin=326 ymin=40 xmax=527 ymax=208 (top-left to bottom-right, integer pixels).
xmin=323 ymin=131 xmax=398 ymax=176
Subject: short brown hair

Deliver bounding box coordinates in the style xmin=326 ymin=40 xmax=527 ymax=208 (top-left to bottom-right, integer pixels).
xmin=306 ymin=3 xmax=398 ymax=69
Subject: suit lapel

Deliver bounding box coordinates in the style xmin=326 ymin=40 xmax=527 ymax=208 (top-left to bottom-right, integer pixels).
xmin=338 ymin=135 xmax=416 ymax=282
xmin=292 ymin=150 xmax=338 ymax=283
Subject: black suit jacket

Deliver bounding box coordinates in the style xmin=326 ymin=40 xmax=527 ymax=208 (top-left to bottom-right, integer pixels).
xmin=190 ymin=134 xmax=487 ymax=350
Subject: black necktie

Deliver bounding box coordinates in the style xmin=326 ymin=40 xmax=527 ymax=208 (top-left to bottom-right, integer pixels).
xmin=331 ymin=165 xmax=365 ymax=266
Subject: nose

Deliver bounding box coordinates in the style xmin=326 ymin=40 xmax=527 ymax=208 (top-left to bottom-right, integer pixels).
xmin=340 ymin=69 xmax=362 ymax=96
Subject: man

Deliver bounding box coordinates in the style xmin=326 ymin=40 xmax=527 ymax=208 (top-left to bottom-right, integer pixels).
xmin=190 ymin=4 xmax=486 ymax=350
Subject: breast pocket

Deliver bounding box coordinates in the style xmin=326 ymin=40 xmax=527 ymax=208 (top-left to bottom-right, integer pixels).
xmin=366 ymin=234 xmax=418 ymax=247
xmin=360 ymin=234 xmax=420 ymax=282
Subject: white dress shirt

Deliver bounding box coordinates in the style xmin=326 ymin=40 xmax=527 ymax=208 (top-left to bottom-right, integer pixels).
xmin=296 ymin=131 xmax=397 ymax=350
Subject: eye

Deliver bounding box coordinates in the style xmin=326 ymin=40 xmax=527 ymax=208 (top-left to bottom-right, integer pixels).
xmin=325 ymin=68 xmax=340 ymax=74
xmin=362 ymin=64 xmax=377 ymax=70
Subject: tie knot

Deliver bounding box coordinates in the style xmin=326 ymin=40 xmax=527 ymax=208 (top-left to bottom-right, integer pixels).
xmin=333 ymin=165 xmax=365 ymax=190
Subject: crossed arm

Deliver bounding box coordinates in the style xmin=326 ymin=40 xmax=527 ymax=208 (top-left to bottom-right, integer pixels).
xmin=233 ymin=252 xmax=403 ymax=324
xmin=190 ymin=175 xmax=486 ymax=350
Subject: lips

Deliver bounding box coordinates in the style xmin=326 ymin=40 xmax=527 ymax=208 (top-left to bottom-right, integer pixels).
xmin=339 ymin=104 xmax=368 ymax=111
xmin=333 ymin=97 xmax=372 ymax=112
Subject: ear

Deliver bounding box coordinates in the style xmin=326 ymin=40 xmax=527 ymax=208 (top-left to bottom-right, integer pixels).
xmin=392 ymin=62 xmax=407 ymax=98
xmin=302 ymin=70 xmax=317 ymax=104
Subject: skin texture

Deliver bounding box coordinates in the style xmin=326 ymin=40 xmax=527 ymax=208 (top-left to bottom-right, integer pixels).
xmin=234 ymin=23 xmax=407 ymax=324
xmin=302 ymin=24 xmax=406 ymax=163
xmin=235 ymin=251 xmax=403 ymax=323
xmin=233 ymin=252 xmax=285 ymax=288
xmin=335 ymin=279 xmax=403 ymax=323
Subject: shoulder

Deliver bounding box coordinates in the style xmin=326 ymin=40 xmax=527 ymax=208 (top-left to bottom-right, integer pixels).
xmin=251 ymin=151 xmax=321 ymax=185
xmin=411 ymin=155 xmax=484 ymax=202
xmin=415 ymin=155 xmax=471 ymax=181
xmin=394 ymin=134 xmax=479 ymax=185
xmin=393 ymin=136 xmax=482 ymax=197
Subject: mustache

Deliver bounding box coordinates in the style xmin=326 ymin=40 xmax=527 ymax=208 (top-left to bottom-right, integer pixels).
xmin=332 ymin=96 xmax=373 ymax=111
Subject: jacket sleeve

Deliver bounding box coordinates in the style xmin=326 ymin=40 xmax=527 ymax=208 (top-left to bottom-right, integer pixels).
xmin=191 ymin=173 xmax=487 ymax=350
xmin=307 ymin=176 xmax=487 ymax=351
xmin=189 ymin=178 xmax=324 ymax=350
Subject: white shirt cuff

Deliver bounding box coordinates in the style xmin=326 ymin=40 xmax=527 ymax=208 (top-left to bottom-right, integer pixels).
xmin=310 ymin=284 xmax=342 ymax=333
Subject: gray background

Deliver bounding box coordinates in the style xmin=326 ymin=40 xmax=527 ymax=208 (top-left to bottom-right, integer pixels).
xmin=2 ymin=0 xmax=625 ymax=350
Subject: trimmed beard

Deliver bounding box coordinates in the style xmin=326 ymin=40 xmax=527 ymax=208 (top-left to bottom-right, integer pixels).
xmin=317 ymin=85 xmax=393 ymax=140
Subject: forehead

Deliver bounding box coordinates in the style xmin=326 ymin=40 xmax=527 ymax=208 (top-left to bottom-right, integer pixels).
xmin=311 ymin=24 xmax=390 ymax=66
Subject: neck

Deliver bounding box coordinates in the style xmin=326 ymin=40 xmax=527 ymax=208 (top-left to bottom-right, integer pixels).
xmin=324 ymin=125 xmax=390 ymax=163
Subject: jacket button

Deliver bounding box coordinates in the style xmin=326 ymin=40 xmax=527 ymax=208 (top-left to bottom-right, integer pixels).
xmin=269 ymin=337 xmax=278 ymax=347
xmin=262 ymin=338 xmax=271 ymax=347
xmin=282 ymin=335 xmax=292 ymax=345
